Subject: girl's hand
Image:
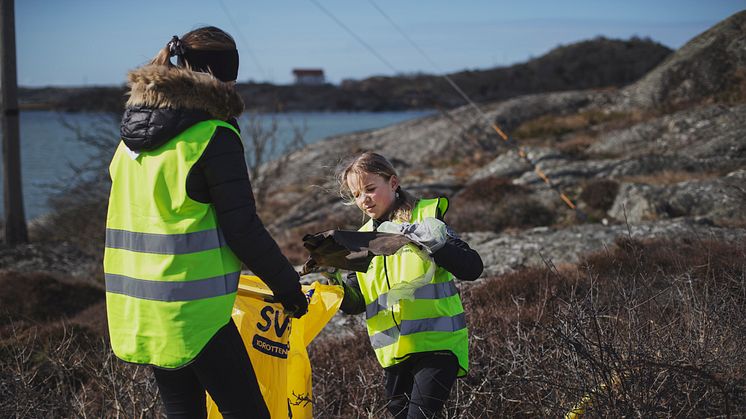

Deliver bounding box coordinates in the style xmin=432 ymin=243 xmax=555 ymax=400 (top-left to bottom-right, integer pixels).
xmin=378 ymin=217 xmax=447 ymax=254
xmin=320 ymin=268 xmax=344 ymax=286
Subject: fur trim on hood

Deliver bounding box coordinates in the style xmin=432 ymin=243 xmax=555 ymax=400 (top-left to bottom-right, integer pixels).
xmin=126 ymin=64 xmax=244 ymax=120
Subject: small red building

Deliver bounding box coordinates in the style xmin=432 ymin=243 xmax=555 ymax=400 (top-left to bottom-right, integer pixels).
xmin=292 ymin=69 xmax=325 ymax=85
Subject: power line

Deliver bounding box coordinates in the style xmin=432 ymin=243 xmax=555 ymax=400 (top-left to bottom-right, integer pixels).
xmin=217 ymin=0 xmax=268 ymax=81
xmin=308 ymin=0 xmax=399 ymax=74
xmin=367 ymin=0 xmax=582 ymax=215
xmin=307 ymin=0 xmax=582 ymax=215
xmin=367 ymin=0 xmax=486 ymax=121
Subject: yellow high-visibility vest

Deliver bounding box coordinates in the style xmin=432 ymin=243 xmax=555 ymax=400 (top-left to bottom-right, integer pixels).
xmin=356 ymin=198 xmax=469 ymax=376
xmin=104 ymin=120 xmax=242 ymax=368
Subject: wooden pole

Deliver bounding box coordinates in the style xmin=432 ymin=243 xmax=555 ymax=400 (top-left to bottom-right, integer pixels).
xmin=1 ymin=0 xmax=28 ymax=244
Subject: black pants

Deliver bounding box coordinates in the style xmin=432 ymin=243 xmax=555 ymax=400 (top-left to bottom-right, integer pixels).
xmin=151 ymin=320 xmax=269 ymax=419
xmin=384 ymin=351 xmax=460 ymax=419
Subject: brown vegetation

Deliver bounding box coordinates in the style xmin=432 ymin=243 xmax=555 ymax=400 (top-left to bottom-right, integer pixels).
xmin=7 ymin=232 xmax=737 ymax=414
xmin=0 ymin=272 xmax=102 ymax=327
xmin=3 ymin=222 xmax=743 ymax=417
xmin=619 ymin=169 xmax=723 ymax=185
xmin=718 ymin=67 xmax=746 ymax=104
xmin=30 ymin=114 xmax=117 ymax=261
xmin=512 ymin=109 xmax=649 ymax=153
xmin=579 ymin=179 xmax=619 ymax=211
xmin=3 ymin=16 xmax=743 ymax=416
xmin=0 ymin=270 xmax=163 ymax=417
xmin=448 ymin=177 xmax=555 ymax=233
xmin=308 ymin=235 xmax=746 ymax=417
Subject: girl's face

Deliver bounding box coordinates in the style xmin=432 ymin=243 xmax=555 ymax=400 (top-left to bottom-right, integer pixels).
xmin=347 ymin=171 xmax=398 ymax=220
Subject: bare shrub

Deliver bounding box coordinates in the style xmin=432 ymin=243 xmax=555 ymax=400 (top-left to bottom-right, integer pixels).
xmin=1 ymin=322 xmax=95 ymax=418
xmin=618 ymin=169 xmax=722 ymax=185
xmin=0 ymin=271 xmax=103 ymax=327
xmin=445 ymin=200 xmax=496 ymax=233
xmin=308 ymin=323 xmax=389 ymax=417
xmin=243 ymin=113 xmax=308 ymax=209
xmin=449 ymin=180 xmax=555 ymax=233
xmin=579 ymin=179 xmax=619 ymax=211
xmin=493 ymin=195 xmax=555 ymax=229
xmin=0 ymin=319 xmax=162 ymax=418
xmin=453 ymin=177 xmax=526 ymax=204
xmin=4 ymin=236 xmax=743 ymax=417
xmin=32 ymin=112 xmax=308 ymax=260
xmin=31 ymin=114 xmax=118 ymax=260
xmin=310 ymin=236 xmax=746 ymax=417
xmin=448 ymin=177 xmax=556 ymax=233
xmin=0 ymin=268 xmax=162 ymax=417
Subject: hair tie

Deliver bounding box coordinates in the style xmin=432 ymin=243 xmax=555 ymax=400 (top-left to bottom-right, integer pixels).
xmin=167 ymin=35 xmax=185 ymax=58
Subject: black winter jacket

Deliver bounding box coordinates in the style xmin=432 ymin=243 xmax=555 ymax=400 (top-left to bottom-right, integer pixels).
xmin=119 ymin=64 xmax=302 ymax=302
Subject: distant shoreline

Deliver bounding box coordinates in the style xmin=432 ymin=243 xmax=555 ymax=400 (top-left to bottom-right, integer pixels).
xmin=18 ymin=37 xmax=672 ymax=114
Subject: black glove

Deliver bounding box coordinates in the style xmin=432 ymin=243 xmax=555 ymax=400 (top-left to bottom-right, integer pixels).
xmin=275 ymin=286 xmax=308 ymax=319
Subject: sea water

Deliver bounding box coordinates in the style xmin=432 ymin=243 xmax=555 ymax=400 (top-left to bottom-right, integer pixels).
xmin=0 ymin=110 xmax=432 ymax=219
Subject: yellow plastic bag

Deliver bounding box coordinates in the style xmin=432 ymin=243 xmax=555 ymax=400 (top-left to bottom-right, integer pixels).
xmin=207 ymin=275 xmax=343 ymax=419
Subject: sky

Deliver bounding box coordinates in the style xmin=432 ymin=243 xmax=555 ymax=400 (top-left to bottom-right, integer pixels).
xmin=15 ymin=0 xmax=745 ymax=87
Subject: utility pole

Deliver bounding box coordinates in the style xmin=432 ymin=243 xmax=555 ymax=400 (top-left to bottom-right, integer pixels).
xmin=1 ymin=0 xmax=28 ymax=244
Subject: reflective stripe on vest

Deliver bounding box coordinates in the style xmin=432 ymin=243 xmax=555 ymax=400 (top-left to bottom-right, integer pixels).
xmin=369 ymin=312 xmax=466 ymax=349
xmin=356 ymin=197 xmax=469 ymax=376
xmin=105 ymin=228 xmax=227 ymax=254
xmin=365 ymin=281 xmax=459 ymax=319
xmin=104 ymin=119 xmax=243 ymax=368
xmin=105 ymin=272 xmax=240 ymax=302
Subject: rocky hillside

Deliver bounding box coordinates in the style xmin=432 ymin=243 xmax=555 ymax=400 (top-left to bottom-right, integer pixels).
xmin=18 ymin=37 xmax=670 ymax=113
xmin=617 ymin=12 xmax=746 ymax=108
xmin=335 ymin=36 xmax=671 ymax=110
xmin=2 ymin=11 xmax=744 ymax=418
xmin=259 ymin=10 xmax=746 ymax=276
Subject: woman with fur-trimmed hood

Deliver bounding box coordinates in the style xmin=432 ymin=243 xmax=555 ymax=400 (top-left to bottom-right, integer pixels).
xmin=103 ymin=26 xmax=306 ymax=418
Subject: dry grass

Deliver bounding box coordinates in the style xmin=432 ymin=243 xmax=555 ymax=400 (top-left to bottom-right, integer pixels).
xmin=619 ymin=170 xmax=723 ymax=185
xmin=448 ymin=177 xmax=555 ymax=233
xmin=513 ymin=109 xmax=648 ymax=143
xmin=309 ymin=235 xmax=746 ymax=417
xmin=555 ymin=133 xmax=598 ymax=156
xmin=579 ymin=179 xmax=620 ymax=211
xmin=2 ymin=235 xmax=743 ymax=417
xmin=0 ymin=272 xmax=103 ymax=328
xmin=717 ymin=67 xmax=746 ymax=105
xmin=429 ymin=149 xmax=498 ymax=180
xmin=509 ymin=108 xmax=653 ymax=162
xmin=0 ymin=271 xmax=163 ymax=418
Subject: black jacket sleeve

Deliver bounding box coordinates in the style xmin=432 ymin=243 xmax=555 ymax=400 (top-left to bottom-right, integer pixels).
xmin=186 ymin=124 xmax=301 ymax=298
xmin=338 ymin=228 xmax=483 ymax=315
xmin=431 ymin=235 xmax=483 ymax=281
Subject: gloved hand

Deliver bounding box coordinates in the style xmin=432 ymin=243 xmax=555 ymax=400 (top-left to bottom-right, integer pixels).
xmin=320 ymin=268 xmax=344 ymax=286
xmin=378 ymin=217 xmax=448 ymax=254
xmin=274 ymin=286 xmax=308 ymax=319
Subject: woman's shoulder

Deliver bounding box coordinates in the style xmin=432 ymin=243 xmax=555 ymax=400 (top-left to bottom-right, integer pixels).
xmin=203 ymin=122 xmax=243 ymax=153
